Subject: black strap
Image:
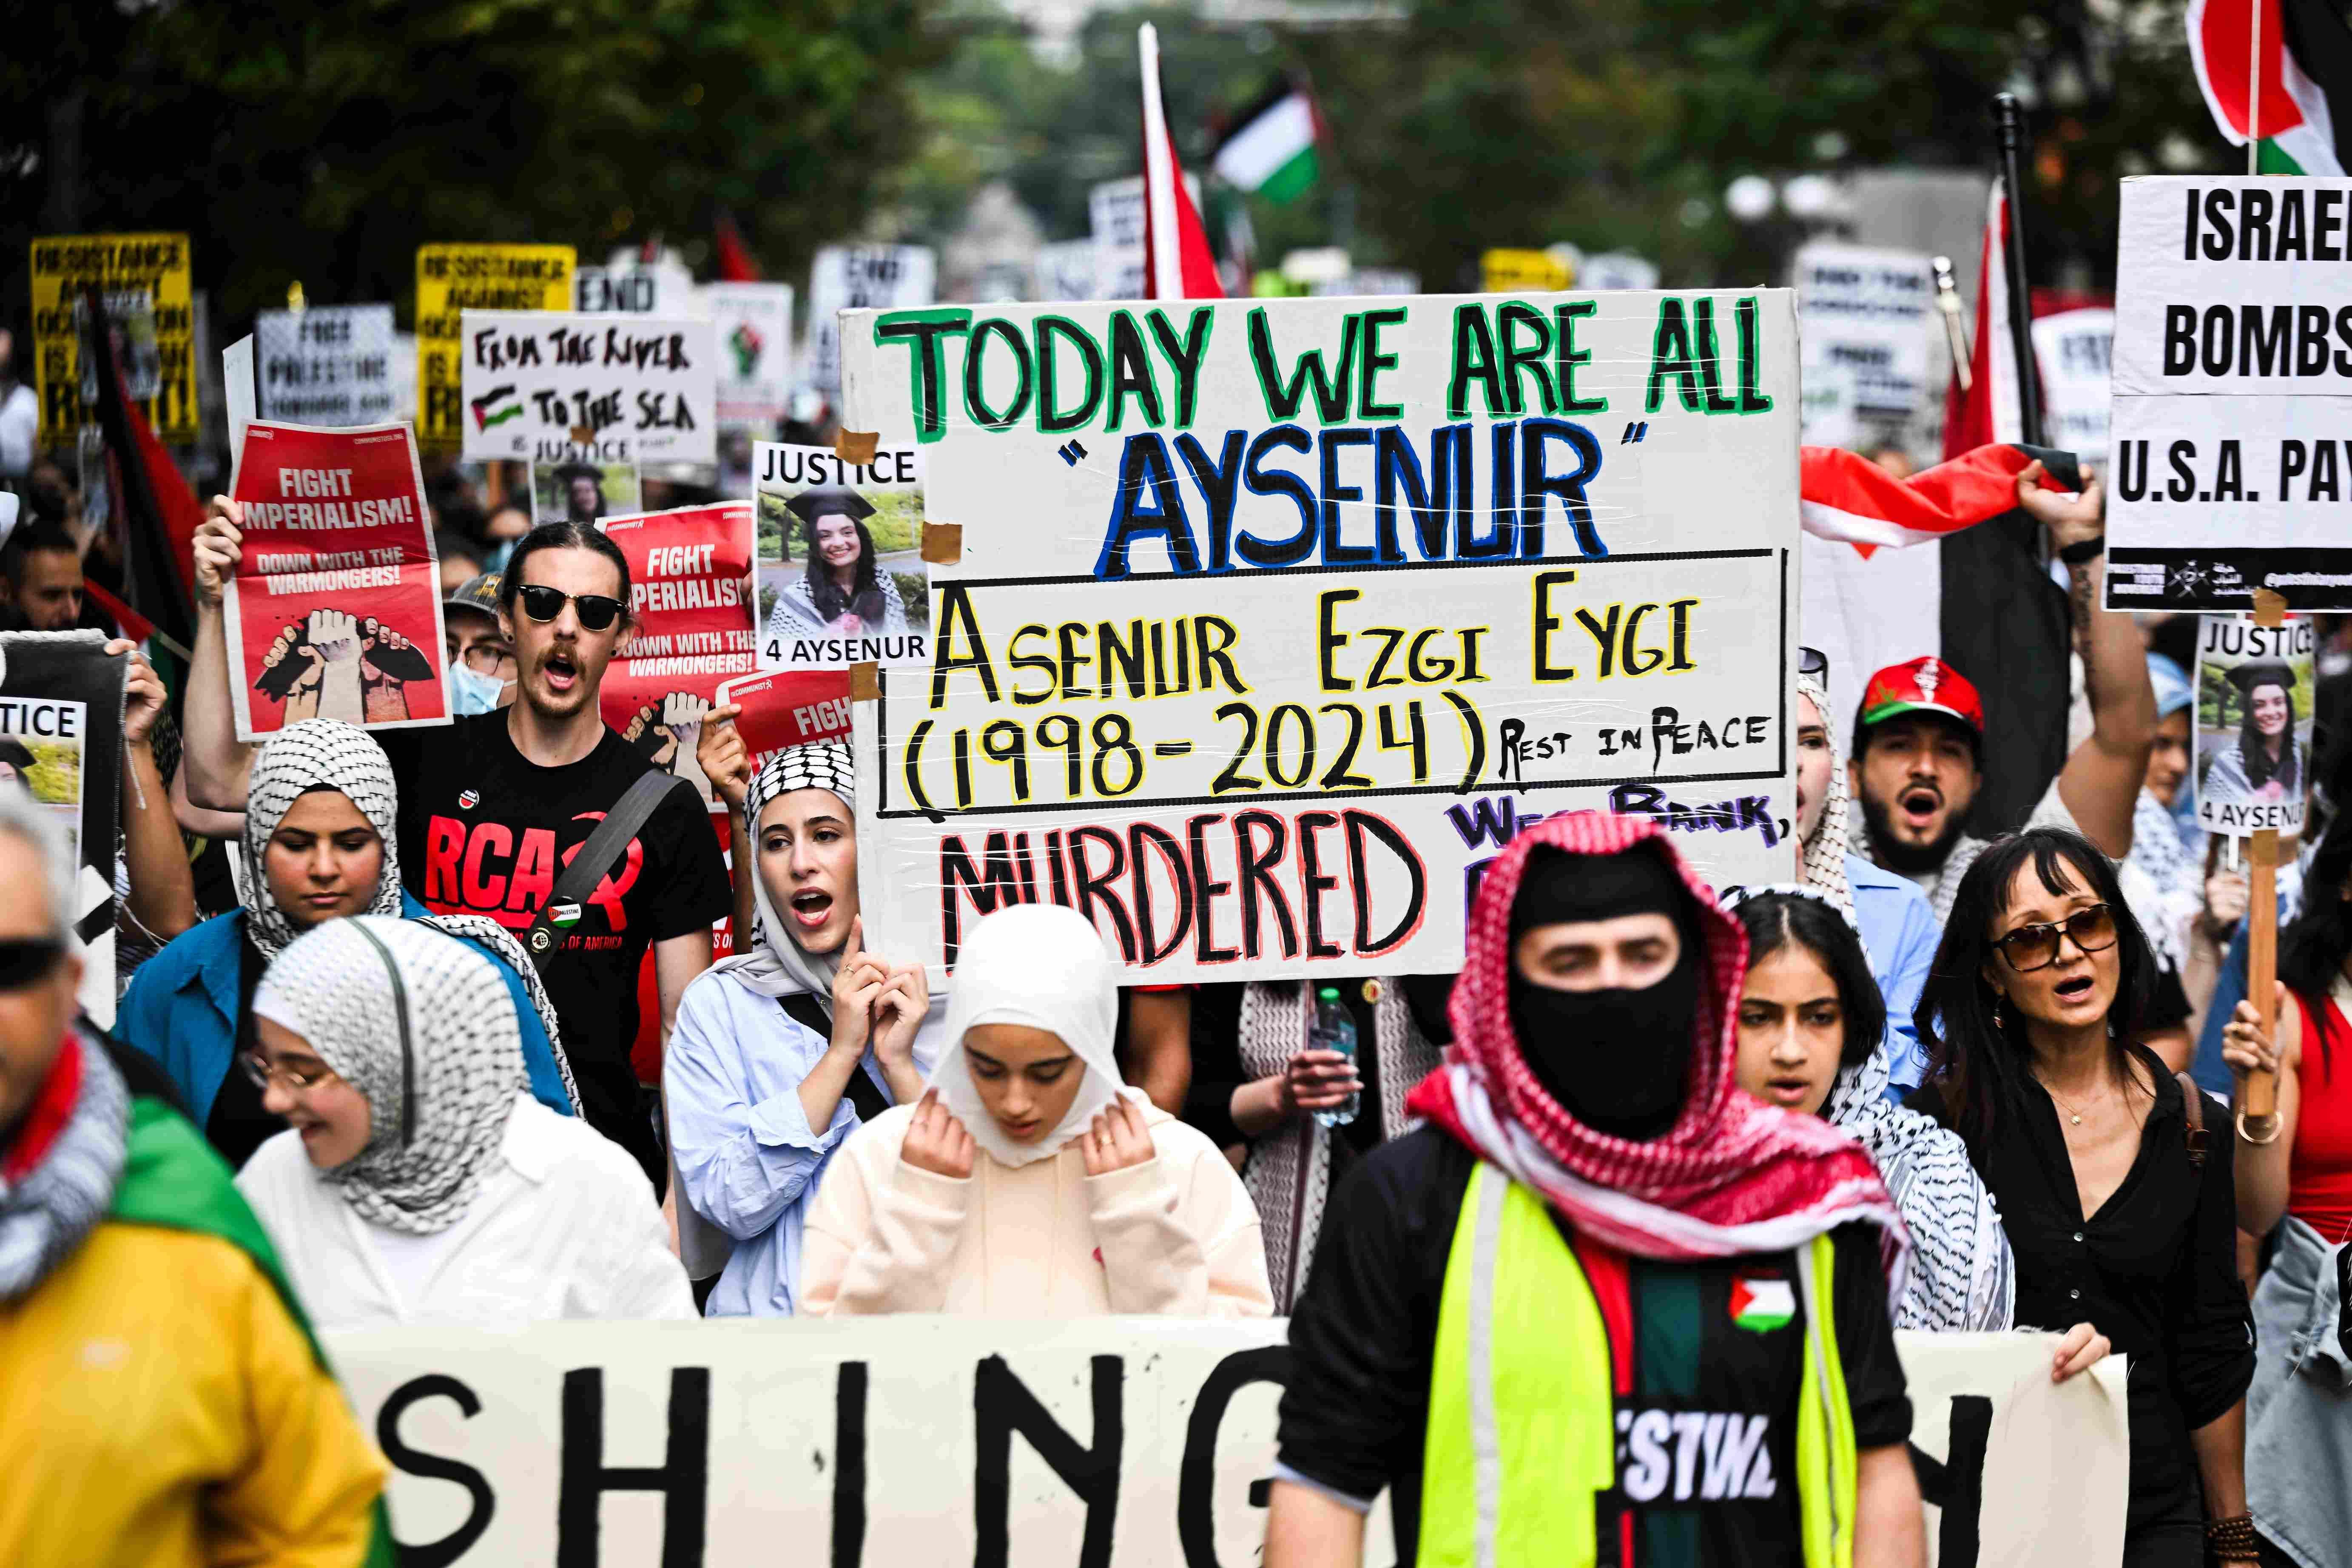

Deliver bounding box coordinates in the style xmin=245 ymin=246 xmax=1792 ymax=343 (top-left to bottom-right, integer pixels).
xmin=519 ymin=768 xmax=691 ymax=971
xmin=778 ymin=991 xmax=893 ymax=1124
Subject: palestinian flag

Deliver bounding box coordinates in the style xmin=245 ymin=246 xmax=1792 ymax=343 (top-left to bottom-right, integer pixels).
xmin=1729 ymin=1274 xmax=1796 ymax=1333
xmin=1213 ymin=82 xmax=1320 ymax=203
xmin=2190 ymin=0 xmax=2352 ymax=174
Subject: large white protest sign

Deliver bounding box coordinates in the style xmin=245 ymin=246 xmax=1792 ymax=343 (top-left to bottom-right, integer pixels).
xmin=705 ymin=282 xmax=795 ymax=425
xmin=2032 ymin=307 xmax=2114 ymax=470
xmin=255 ymin=304 xmax=398 ymax=426
xmin=325 ymin=1318 xmax=2123 ymax=1568
xmin=2107 ymin=176 xmax=2352 ymax=609
xmin=836 ymin=292 xmax=1799 ymax=985
xmin=805 ymin=246 xmax=936 ymax=397
xmin=458 ymin=310 xmax=716 ymax=466
xmin=1795 ymin=243 xmax=1934 ymax=448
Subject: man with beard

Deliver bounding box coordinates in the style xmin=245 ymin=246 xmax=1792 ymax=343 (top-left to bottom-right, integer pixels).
xmin=181 ymin=511 xmax=730 ymax=1190
xmin=1266 ymin=815 xmax=1923 ymax=1568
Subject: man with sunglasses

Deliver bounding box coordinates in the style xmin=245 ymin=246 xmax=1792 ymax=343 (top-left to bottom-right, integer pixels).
xmin=182 ymin=509 xmax=730 ymax=1190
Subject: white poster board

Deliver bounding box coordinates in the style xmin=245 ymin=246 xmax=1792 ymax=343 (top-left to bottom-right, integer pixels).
xmin=324 ymin=1319 xmax=2125 ymax=1568
xmin=254 ymin=304 xmax=398 ymax=426
xmin=458 ymin=310 xmax=716 ymax=466
xmin=2107 ymin=176 xmax=2352 ymax=608
xmin=2031 ymin=307 xmax=2114 ymax=471
xmin=1794 ymin=243 xmax=1934 ymax=448
xmin=2193 ymin=614 xmax=2315 ymax=836
xmin=1089 ymin=178 xmax=1149 ymax=301
xmin=705 ymin=282 xmax=796 ymax=426
xmin=837 ymin=291 xmax=1799 ymax=985
xmin=804 ymin=246 xmax=936 ymax=397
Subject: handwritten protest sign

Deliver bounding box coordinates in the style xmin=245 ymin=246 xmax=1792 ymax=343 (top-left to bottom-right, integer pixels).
xmin=30 ymin=232 xmax=196 ymax=443
xmin=836 ymin=291 xmax=1798 ymax=982
xmin=597 ymin=504 xmax=758 ymax=810
xmin=0 ymin=632 xmax=126 ymax=1022
xmin=254 ymin=304 xmax=397 ymax=426
xmin=716 ymin=667 xmax=854 ymax=758
xmin=2194 ymin=614 xmax=2315 ymax=837
xmin=460 ymin=310 xmax=716 ymax=467
xmin=805 ymin=246 xmax=935 ymax=396
xmin=2032 ymin=306 xmax=2114 ymax=470
xmin=414 ymin=244 xmax=575 ymax=448
xmin=323 ymin=1318 xmax=2122 ymax=1568
xmin=754 ymin=441 xmax=930 ymax=669
xmin=224 ymin=422 xmax=447 ymax=740
xmin=705 ymin=283 xmax=796 ymax=425
xmin=1794 ymin=243 xmax=1934 ymax=448
xmin=2107 ymin=176 xmax=2352 ymax=609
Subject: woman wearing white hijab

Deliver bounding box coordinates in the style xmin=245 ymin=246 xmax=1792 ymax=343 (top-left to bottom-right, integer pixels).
xmin=234 ymin=916 xmax=691 ymax=1329
xmin=800 ymin=903 xmax=1273 ymax=1318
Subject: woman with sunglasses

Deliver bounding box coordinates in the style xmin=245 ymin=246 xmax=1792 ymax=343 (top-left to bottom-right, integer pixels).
xmin=234 ymin=916 xmax=691 ymax=1329
xmin=119 ymin=720 xmax=579 ymax=1169
xmin=1911 ymin=828 xmax=2256 ymax=1568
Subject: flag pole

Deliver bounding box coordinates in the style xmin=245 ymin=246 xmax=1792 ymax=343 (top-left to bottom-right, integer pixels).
xmin=2250 ymin=0 xmax=2263 ymax=175
xmin=1138 ymin=22 xmax=1177 ymax=301
xmin=1992 ymin=93 xmax=2046 ymax=447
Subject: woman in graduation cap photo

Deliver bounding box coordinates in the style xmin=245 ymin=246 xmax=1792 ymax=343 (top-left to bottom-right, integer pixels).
xmin=764 ymin=486 xmax=909 ymax=645
xmin=2201 ymin=661 xmax=2303 ymax=808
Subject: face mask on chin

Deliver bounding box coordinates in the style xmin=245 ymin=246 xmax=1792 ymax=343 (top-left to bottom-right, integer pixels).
xmin=1507 ymin=951 xmax=1700 ymax=1143
xmin=446 ymin=661 xmax=508 ymax=716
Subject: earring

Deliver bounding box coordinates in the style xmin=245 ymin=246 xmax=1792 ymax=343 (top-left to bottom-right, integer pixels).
xmin=1991 ymin=994 xmax=2005 ymax=1030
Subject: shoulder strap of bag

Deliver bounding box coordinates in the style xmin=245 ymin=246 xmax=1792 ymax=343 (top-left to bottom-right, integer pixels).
xmin=776 ymin=991 xmax=893 ymax=1124
xmin=2175 ymin=1070 xmax=2207 ymax=1168
xmin=519 ymin=768 xmax=692 ymax=971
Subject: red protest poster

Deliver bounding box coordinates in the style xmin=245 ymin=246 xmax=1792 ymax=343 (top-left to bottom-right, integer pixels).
xmin=715 ymin=667 xmax=852 ymax=761
xmin=597 ymin=502 xmax=759 ymax=811
xmin=225 ymin=421 xmax=447 ymax=740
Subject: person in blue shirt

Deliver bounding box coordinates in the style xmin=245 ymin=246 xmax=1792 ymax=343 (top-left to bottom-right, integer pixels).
xmin=1795 ymin=672 xmax=1940 ymax=1097
xmin=117 ymin=720 xmax=576 ymax=1169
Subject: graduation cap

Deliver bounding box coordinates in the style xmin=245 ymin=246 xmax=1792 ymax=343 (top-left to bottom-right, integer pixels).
xmin=784 ymin=486 xmax=875 ymax=527
xmin=0 ymin=737 xmax=34 ymax=774
xmin=551 ymin=461 xmax=603 ymax=487
xmin=2225 ymin=661 xmax=2297 ymax=698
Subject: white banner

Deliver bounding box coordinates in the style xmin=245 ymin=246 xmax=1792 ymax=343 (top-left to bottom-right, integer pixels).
xmin=458 ymin=310 xmax=716 ymax=466
xmin=2107 ymin=175 xmax=2352 ymax=608
xmin=805 ymin=246 xmax=936 ymax=397
xmin=255 ymin=304 xmax=398 ymax=427
xmin=1795 ymin=243 xmax=1934 ymax=448
xmin=705 ymin=282 xmax=796 ymax=426
xmin=326 ymin=1318 xmax=2125 ymax=1568
xmin=2032 ymin=307 xmax=2114 ymax=469
xmin=837 ymin=291 xmax=1798 ymax=985
xmin=2193 ymin=614 xmax=2315 ymax=836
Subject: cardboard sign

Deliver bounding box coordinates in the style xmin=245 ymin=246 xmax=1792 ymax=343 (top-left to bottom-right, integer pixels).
xmin=714 ymin=667 xmax=855 ymax=758
xmin=29 ymin=232 xmax=196 ymax=444
xmin=596 ymin=504 xmax=758 ymax=811
xmin=415 ymin=244 xmax=576 ymax=448
xmin=2194 ymin=615 xmax=2315 ymax=836
xmin=1794 ymin=243 xmax=1934 ymax=447
xmin=224 ymin=422 xmax=447 ymax=740
xmin=255 ymin=304 xmax=398 ymax=427
xmin=2106 ymin=177 xmax=2352 ymax=608
xmin=753 ymin=441 xmax=929 ymax=669
xmin=459 ymin=311 xmax=716 ymax=467
xmin=705 ymin=283 xmax=796 ymax=425
xmin=0 ymin=632 xmax=126 ymax=1022
xmin=805 ymin=247 xmax=936 ymax=396
xmin=321 ymin=1318 xmax=2123 ymax=1568
xmin=837 ymin=291 xmax=1799 ymax=983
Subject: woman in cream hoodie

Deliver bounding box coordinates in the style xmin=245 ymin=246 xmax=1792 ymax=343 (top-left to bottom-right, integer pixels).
xmin=799 ymin=904 xmax=1273 ymax=1318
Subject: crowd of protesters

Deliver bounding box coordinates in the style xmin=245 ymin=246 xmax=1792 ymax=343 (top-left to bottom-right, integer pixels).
xmin=3 ymin=427 xmax=2351 ymax=1568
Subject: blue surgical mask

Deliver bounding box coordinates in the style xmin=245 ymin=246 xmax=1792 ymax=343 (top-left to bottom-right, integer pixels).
xmin=447 ymin=660 xmax=508 ymax=716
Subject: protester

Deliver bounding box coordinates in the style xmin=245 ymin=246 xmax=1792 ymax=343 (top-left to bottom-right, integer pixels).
xmin=236 ymin=916 xmax=690 ymax=1328
xmin=1726 ymin=886 xmax=2023 ymax=1332
xmin=2133 ymin=653 xmax=2204 ymax=975
xmin=2217 ymin=807 xmax=2352 ymax=1564
xmin=0 ymin=517 xmax=90 ymax=632
xmin=0 ymin=788 xmax=390 ymax=1563
xmin=1909 ymin=828 xmax=2255 ymax=1566
xmin=1795 ymin=667 xmax=1939 ymax=1092
xmin=799 ymin=902 xmax=1271 ymax=1317
xmin=122 ymin=719 xmax=578 ymax=1169
xmin=765 ymin=487 xmax=909 ymax=642
xmin=112 ymin=638 xmax=200 ymax=967
xmin=667 ymin=740 xmax=934 ymax=1316
xmin=441 ymin=571 xmax=516 ymax=715
xmin=182 ymin=511 xmax=731 ymax=1189
xmin=435 ymin=529 xmax=485 ymax=596
xmin=481 ymin=498 xmax=533 ymax=573
xmin=1266 ymin=815 xmax=1923 ymax=1568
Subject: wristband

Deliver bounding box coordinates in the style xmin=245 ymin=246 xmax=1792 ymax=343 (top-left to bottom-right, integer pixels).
xmin=2058 ymin=534 xmax=2107 ymax=565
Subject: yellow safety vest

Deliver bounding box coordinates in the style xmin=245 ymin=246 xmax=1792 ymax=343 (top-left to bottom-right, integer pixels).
xmin=1418 ymin=1164 xmax=1859 ymax=1568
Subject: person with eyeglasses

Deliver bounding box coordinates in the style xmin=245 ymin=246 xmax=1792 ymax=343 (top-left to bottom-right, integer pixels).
xmin=233 ymin=916 xmax=691 ymax=1330
xmin=1908 ymin=827 xmax=2256 ymax=1568
xmin=181 ymin=509 xmax=732 ymax=1192
xmin=441 ymin=570 xmax=517 ymax=715
xmin=0 ymin=787 xmax=394 ymax=1566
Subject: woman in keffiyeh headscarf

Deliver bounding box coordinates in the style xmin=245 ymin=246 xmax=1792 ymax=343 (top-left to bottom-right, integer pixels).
xmin=232 ymin=916 xmax=689 ymax=1329
xmin=118 ymin=719 xmax=576 ymax=1169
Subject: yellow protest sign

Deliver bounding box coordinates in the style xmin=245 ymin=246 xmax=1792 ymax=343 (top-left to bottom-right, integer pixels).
xmin=1479 ymin=247 xmax=1571 ymax=293
xmin=414 ymin=244 xmax=574 ymax=447
xmin=29 ymin=233 xmax=197 ymax=445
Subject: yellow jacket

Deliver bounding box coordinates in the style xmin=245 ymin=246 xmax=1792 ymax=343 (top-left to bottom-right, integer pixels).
xmin=0 ymin=1100 xmax=387 ymax=1568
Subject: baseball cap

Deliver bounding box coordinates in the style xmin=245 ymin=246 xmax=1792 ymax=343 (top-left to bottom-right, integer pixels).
xmin=444 ymin=571 xmax=503 ymax=619
xmin=1857 ymin=655 xmax=1984 ymax=736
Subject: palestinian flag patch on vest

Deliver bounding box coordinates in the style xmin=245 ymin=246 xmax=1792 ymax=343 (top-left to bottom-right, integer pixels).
xmin=1729 ymin=1273 xmax=1795 ymax=1333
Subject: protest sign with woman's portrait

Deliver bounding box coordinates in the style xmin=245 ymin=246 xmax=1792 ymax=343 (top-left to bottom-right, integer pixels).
xmin=754 ymin=442 xmax=929 ymax=669
xmin=2195 ymin=615 xmax=2315 ymax=837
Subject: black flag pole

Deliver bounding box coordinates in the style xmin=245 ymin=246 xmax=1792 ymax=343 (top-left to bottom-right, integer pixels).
xmin=1992 ymin=92 xmax=2046 ymax=447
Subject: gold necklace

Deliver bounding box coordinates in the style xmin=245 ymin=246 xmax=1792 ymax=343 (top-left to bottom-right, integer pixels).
xmin=2041 ymin=1078 xmax=2101 ymax=1127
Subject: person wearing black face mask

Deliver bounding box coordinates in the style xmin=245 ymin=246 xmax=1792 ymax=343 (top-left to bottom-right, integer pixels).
xmin=1266 ymin=814 xmax=1925 ymax=1568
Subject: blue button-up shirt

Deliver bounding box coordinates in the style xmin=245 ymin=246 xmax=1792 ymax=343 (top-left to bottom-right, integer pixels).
xmin=1848 ymin=854 xmax=1941 ymax=1097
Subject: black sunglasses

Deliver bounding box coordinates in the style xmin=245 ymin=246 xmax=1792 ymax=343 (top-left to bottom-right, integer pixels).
xmin=0 ymin=936 xmax=66 ymax=992
xmin=513 ymin=583 xmax=626 ymax=632
xmin=1799 ymin=646 xmax=1829 ymax=680
xmin=1992 ymin=902 xmax=2118 ymax=972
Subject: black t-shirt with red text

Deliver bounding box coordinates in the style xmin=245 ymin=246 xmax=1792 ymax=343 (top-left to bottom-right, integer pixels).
xmin=378 ymin=712 xmax=729 ymax=1181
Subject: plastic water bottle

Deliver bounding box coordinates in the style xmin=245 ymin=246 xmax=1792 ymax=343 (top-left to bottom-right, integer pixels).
xmin=1311 ymin=986 xmax=1360 ymax=1129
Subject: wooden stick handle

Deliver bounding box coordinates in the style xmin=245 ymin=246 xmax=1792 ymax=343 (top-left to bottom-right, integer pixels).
xmin=2244 ymin=828 xmax=2280 ymax=1119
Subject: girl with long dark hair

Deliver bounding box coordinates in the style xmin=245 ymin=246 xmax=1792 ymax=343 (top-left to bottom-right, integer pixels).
xmin=2201 ymin=662 xmax=2302 ymax=807
xmin=1911 ymin=828 xmax=2255 ymax=1568
xmin=765 ymin=487 xmax=908 ymax=642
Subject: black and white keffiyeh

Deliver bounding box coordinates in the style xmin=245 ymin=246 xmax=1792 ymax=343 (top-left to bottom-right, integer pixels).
xmin=764 ymin=571 xmax=908 ymax=645
xmin=0 ymin=1027 xmax=128 ymax=1303
xmin=253 ymin=916 xmax=527 ymax=1236
xmin=1797 ymin=673 xmax=1855 ymax=919
xmin=242 ymin=720 xmax=405 ymax=958
xmin=707 ymin=741 xmax=856 ymax=1009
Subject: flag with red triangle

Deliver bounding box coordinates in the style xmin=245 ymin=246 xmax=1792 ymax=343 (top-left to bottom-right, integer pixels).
xmin=2188 ymin=0 xmax=2352 ymax=174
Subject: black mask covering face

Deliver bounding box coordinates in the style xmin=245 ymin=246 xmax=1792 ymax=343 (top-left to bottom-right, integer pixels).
xmin=1506 ymin=845 xmax=1704 ymax=1143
